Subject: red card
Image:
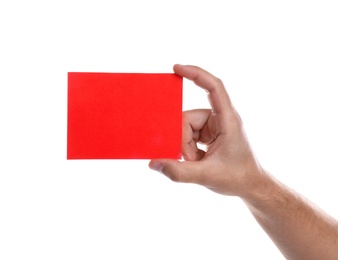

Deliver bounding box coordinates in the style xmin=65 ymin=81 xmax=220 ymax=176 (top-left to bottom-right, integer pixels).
xmin=67 ymin=72 xmax=182 ymax=159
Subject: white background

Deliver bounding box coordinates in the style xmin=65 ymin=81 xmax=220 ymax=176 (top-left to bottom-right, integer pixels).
xmin=1 ymin=0 xmax=338 ymax=259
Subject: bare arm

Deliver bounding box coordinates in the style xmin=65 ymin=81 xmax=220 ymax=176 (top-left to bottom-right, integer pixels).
xmin=243 ymin=172 xmax=338 ymax=259
xmin=149 ymin=64 xmax=338 ymax=259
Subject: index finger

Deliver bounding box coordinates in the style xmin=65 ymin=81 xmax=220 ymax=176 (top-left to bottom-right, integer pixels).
xmin=173 ymin=64 xmax=233 ymax=115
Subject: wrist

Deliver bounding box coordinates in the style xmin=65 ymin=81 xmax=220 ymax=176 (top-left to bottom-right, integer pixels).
xmin=240 ymin=168 xmax=280 ymax=209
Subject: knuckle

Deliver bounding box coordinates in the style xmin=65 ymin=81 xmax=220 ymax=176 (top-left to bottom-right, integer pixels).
xmin=215 ymin=76 xmax=223 ymax=84
xmin=229 ymin=110 xmax=244 ymax=130
xmin=233 ymin=110 xmax=243 ymax=125
xmin=162 ymin=165 xmax=182 ymax=182
xmin=214 ymin=77 xmax=224 ymax=88
xmin=167 ymin=171 xmax=181 ymax=182
xmin=182 ymin=152 xmax=194 ymax=161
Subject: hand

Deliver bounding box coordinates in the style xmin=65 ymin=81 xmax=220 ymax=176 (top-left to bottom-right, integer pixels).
xmin=150 ymin=65 xmax=338 ymax=259
xmin=149 ymin=65 xmax=264 ymax=197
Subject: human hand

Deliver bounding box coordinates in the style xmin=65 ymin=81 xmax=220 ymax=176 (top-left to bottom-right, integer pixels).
xmin=149 ymin=65 xmax=265 ymax=198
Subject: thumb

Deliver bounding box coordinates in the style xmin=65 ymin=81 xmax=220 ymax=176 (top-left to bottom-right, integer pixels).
xmin=149 ymin=159 xmax=205 ymax=184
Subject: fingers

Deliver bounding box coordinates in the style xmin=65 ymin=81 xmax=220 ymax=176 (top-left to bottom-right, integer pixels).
xmin=149 ymin=159 xmax=206 ymax=184
xmin=173 ymin=64 xmax=233 ymax=115
xmin=149 ymin=65 xmax=234 ymax=186
xmin=182 ymin=109 xmax=210 ymax=161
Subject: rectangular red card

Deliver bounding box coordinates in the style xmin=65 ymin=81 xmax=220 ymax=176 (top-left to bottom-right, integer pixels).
xmin=67 ymin=72 xmax=182 ymax=159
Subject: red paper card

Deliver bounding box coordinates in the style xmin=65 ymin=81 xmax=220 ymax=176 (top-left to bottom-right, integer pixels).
xmin=67 ymin=72 xmax=182 ymax=159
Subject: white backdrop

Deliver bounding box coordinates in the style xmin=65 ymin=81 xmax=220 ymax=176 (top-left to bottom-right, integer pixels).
xmin=1 ymin=1 xmax=338 ymax=259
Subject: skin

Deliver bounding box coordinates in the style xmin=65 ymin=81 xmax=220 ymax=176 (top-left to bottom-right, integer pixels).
xmin=149 ymin=64 xmax=338 ymax=259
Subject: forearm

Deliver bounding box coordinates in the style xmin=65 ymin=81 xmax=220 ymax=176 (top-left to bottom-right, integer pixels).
xmin=242 ymin=172 xmax=338 ymax=259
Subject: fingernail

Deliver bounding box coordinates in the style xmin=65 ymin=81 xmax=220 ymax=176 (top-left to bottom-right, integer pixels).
xmin=150 ymin=162 xmax=163 ymax=173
